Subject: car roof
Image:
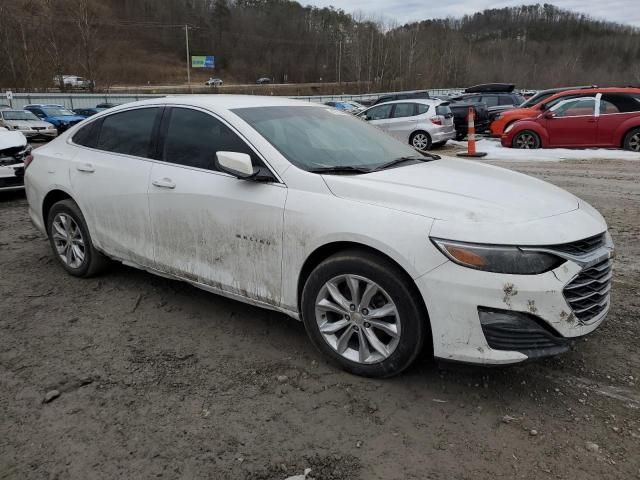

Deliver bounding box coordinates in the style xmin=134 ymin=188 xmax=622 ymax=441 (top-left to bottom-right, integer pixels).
xmin=369 ymin=99 xmax=443 ymax=107
xmin=541 ymin=87 xmax=640 ymax=102
xmin=96 ymin=95 xmax=323 ymax=113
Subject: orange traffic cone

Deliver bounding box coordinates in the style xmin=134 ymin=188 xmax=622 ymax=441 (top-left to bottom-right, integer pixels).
xmin=457 ymin=107 xmax=487 ymax=158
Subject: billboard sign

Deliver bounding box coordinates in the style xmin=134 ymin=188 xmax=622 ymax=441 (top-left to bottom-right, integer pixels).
xmin=191 ymin=55 xmax=215 ymax=69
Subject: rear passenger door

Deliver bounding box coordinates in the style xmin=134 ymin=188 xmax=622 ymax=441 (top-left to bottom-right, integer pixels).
xmin=597 ymin=93 xmax=640 ymax=146
xmin=147 ymin=106 xmax=287 ymax=306
xmin=69 ymin=107 xmax=160 ymax=266
xmin=385 ymin=103 xmax=418 ymax=142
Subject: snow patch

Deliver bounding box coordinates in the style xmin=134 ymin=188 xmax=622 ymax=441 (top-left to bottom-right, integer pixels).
xmin=450 ymin=138 xmax=640 ymax=162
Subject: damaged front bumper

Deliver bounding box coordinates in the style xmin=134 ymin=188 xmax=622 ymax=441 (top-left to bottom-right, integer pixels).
xmin=415 ymin=235 xmax=614 ymax=365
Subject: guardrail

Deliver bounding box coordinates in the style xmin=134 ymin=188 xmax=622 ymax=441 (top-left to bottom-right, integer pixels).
xmin=2 ymin=88 xmax=465 ymax=110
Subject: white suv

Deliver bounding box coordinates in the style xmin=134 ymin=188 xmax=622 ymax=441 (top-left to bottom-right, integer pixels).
xmin=24 ymin=96 xmax=613 ymax=377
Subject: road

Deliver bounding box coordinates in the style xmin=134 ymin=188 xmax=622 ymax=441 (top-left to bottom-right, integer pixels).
xmin=1 ymin=156 xmax=639 ymax=479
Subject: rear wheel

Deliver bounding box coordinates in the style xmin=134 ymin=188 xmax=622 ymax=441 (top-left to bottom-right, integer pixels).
xmin=301 ymin=250 xmax=427 ymax=377
xmin=410 ymin=131 xmax=432 ymax=151
xmin=47 ymin=199 xmax=109 ymax=277
xmin=623 ymin=128 xmax=640 ymax=152
xmin=513 ymin=130 xmax=541 ymax=149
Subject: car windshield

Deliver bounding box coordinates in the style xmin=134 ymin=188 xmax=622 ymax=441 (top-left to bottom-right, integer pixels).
xmin=520 ymin=91 xmax=553 ymax=108
xmin=42 ymin=108 xmax=75 ymax=116
xmin=2 ymin=110 xmax=39 ymax=121
xmin=233 ymin=105 xmax=423 ymax=172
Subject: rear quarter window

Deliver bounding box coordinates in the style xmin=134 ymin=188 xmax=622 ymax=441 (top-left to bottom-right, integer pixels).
xmin=72 ymin=120 xmax=101 ymax=148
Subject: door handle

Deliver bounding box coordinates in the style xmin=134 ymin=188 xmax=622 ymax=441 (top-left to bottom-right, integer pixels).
xmin=152 ymin=178 xmax=176 ymax=189
xmin=76 ymin=163 xmax=95 ymax=173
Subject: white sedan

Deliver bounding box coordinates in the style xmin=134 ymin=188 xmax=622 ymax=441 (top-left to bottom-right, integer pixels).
xmin=24 ymin=95 xmax=613 ymax=377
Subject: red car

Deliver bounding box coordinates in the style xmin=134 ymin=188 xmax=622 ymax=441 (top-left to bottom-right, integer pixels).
xmin=502 ymin=89 xmax=640 ymax=151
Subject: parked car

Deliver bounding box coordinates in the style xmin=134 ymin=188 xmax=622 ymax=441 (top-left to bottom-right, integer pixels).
xmin=54 ymin=75 xmax=94 ymax=90
xmin=324 ymin=101 xmax=359 ymax=113
xmin=358 ymin=99 xmax=455 ymax=149
xmin=0 ymin=129 xmax=30 ymax=192
xmin=23 ymin=104 xmax=85 ymax=133
xmin=439 ymin=100 xmax=490 ymax=140
xmin=256 ymin=77 xmax=272 ymax=84
xmin=502 ymin=91 xmax=640 ymax=151
xmin=490 ymin=86 xmax=597 ymax=136
xmin=372 ymin=90 xmax=430 ymax=106
xmin=345 ymin=100 xmax=366 ymax=113
xmin=0 ymin=109 xmax=58 ymax=140
xmin=25 ymin=96 xmax=613 ymax=377
xmin=205 ymin=78 xmax=223 ymax=87
xmin=73 ymin=107 xmax=111 ymax=118
xmin=454 ymin=84 xmax=525 ymax=119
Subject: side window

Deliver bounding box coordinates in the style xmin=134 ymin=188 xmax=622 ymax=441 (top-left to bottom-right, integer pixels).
xmin=416 ymin=104 xmax=430 ymax=115
xmin=161 ymin=107 xmax=259 ymax=171
xmin=392 ymin=103 xmax=416 ymax=118
xmin=96 ymin=108 xmax=159 ymax=157
xmin=599 ymin=99 xmax=620 ymax=115
xmin=482 ymin=96 xmax=500 ymax=107
xmin=600 ymin=94 xmax=640 ymax=113
xmin=72 ymin=120 xmax=100 ymax=148
xmin=499 ymin=96 xmax=515 ymax=106
xmin=366 ymin=104 xmax=393 ymax=120
xmin=553 ymin=98 xmax=595 ymax=117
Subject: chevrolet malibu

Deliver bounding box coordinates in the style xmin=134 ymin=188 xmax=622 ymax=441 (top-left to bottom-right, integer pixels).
xmin=25 ymin=96 xmax=614 ymax=377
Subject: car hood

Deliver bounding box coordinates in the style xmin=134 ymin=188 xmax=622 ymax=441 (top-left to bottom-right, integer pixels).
xmin=0 ymin=130 xmax=27 ymax=151
xmin=5 ymin=120 xmax=53 ymax=128
xmin=502 ymin=107 xmax=536 ymax=118
xmin=49 ymin=115 xmax=84 ymax=123
xmin=322 ymin=158 xmax=579 ymax=224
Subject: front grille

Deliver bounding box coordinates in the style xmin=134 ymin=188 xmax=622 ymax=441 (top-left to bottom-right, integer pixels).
xmin=33 ymin=127 xmax=46 ymax=131
xmin=0 ymin=175 xmax=25 ymax=188
xmin=543 ymin=233 xmax=606 ymax=256
xmin=564 ymin=258 xmax=612 ymax=324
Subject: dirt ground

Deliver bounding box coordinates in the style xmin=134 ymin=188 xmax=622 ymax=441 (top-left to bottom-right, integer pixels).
xmin=1 ymin=156 xmax=639 ymax=480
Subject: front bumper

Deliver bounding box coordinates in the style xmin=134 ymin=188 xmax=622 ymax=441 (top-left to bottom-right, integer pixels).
xmin=16 ymin=128 xmax=58 ymax=139
xmin=416 ymin=239 xmax=613 ymax=365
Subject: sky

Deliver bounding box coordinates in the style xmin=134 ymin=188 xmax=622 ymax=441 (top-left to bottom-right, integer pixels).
xmin=302 ymin=1 xmax=640 ymax=27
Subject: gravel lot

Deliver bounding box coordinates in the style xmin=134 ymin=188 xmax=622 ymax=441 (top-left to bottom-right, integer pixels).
xmin=1 ymin=156 xmax=639 ymax=480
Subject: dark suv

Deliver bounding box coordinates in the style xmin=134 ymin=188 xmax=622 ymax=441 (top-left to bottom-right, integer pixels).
xmin=373 ymin=90 xmax=430 ymax=105
xmin=453 ymin=84 xmax=525 ymax=120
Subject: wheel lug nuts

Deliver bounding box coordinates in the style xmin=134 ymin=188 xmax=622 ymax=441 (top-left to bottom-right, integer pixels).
xmin=353 ymin=325 xmax=359 ymax=331
xmin=361 ymin=308 xmax=369 ymax=315
xmin=364 ymin=322 xmax=371 ymax=328
xmin=344 ymin=314 xmax=350 ymax=320
xmin=350 ymin=304 xmax=356 ymax=311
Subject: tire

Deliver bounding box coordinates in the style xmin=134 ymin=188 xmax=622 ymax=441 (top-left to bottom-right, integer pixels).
xmin=512 ymin=130 xmax=541 ymax=149
xmin=301 ymin=249 xmax=428 ymax=378
xmin=623 ymin=128 xmax=640 ymax=152
xmin=410 ymin=131 xmax=432 ymax=151
xmin=47 ymin=199 xmax=109 ymax=277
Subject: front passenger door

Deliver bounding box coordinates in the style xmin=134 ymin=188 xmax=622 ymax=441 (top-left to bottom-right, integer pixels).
xmin=148 ymin=106 xmax=287 ymax=306
xmin=362 ymin=104 xmax=393 ymax=132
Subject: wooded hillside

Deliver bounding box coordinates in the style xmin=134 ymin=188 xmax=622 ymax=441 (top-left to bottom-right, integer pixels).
xmin=1 ymin=1 xmax=639 ymax=90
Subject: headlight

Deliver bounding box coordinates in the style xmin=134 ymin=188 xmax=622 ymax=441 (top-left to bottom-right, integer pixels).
xmin=431 ymin=238 xmax=564 ymax=275
xmin=504 ymin=123 xmax=515 ymax=134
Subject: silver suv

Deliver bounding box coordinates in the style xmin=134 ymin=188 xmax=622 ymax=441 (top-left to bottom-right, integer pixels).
xmin=358 ymin=99 xmax=455 ymax=150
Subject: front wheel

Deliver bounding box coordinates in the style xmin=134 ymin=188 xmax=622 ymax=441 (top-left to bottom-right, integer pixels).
xmin=410 ymin=131 xmax=432 ymax=151
xmin=301 ymin=250 xmax=427 ymax=377
xmin=512 ymin=130 xmax=541 ymax=149
xmin=623 ymin=128 xmax=640 ymax=152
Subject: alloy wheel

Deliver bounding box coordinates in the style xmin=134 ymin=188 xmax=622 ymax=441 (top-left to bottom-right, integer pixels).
xmin=52 ymin=213 xmax=85 ymax=268
xmin=412 ymin=133 xmax=430 ymax=150
xmin=514 ymin=132 xmax=539 ymax=149
xmin=629 ymin=132 xmax=640 ymax=152
xmin=314 ymin=274 xmax=401 ymax=364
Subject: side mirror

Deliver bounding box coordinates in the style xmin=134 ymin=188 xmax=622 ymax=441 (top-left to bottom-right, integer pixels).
xmin=543 ymin=111 xmax=555 ymax=119
xmin=539 ymin=103 xmax=547 ymax=111
xmin=215 ymin=151 xmax=259 ymax=179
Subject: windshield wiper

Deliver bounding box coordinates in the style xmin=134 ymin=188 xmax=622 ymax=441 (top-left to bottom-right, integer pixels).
xmin=309 ymin=166 xmax=372 ymax=175
xmin=372 ymin=154 xmax=441 ymax=172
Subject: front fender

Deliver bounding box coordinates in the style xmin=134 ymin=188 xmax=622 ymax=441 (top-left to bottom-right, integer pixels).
xmin=512 ymin=120 xmax=549 ymax=146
